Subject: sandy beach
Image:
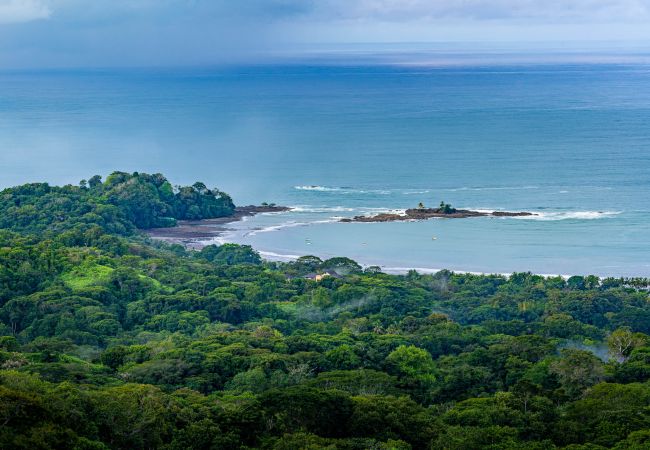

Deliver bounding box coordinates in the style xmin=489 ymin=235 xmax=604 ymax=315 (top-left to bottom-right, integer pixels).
xmin=144 ymin=205 xmax=290 ymax=249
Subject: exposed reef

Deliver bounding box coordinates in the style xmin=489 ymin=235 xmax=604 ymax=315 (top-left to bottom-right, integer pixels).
xmin=340 ymin=207 xmax=534 ymax=223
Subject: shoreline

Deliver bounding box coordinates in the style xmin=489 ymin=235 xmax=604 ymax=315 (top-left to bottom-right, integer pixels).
xmin=145 ymin=207 xmax=645 ymax=280
xmin=149 ymin=226 xmax=641 ymax=280
xmin=255 ymin=248 xmax=574 ymax=279
xmin=144 ymin=205 xmax=290 ymax=249
xmin=255 ymin=248 xmax=648 ymax=282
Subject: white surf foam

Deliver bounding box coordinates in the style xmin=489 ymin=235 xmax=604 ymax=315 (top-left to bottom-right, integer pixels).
xmin=294 ymin=186 xmax=391 ymax=195
xmin=258 ymin=250 xmax=301 ymax=261
xmin=444 ymin=185 xmax=540 ymax=192
xmin=515 ymin=211 xmax=622 ymax=221
xmin=290 ymin=205 xmax=356 ymax=213
xmin=247 ymin=219 xmax=339 ymax=236
xmin=294 ymin=185 xmax=342 ymax=192
xmin=402 ymin=190 xmax=431 ymax=195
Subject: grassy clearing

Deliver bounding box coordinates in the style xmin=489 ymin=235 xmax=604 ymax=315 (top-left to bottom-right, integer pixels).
xmin=62 ymin=264 xmax=114 ymax=290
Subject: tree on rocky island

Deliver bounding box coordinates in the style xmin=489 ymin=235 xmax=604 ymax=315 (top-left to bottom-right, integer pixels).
xmin=439 ymin=201 xmax=456 ymax=214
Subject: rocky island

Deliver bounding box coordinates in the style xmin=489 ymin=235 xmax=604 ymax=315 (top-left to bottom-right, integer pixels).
xmin=341 ymin=202 xmax=535 ymax=223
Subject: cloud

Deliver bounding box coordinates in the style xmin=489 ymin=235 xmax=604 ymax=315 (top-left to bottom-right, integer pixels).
xmin=1 ymin=0 xmax=650 ymax=69
xmin=302 ymin=0 xmax=650 ymax=22
xmin=0 ymin=0 xmax=50 ymax=24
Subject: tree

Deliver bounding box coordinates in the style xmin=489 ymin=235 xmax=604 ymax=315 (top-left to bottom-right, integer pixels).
xmin=199 ymin=244 xmax=262 ymax=265
xmin=364 ymin=266 xmax=382 ymax=274
xmin=325 ymin=345 xmax=361 ymax=370
xmin=385 ymin=345 xmax=436 ymax=393
xmin=349 ymin=395 xmax=435 ymax=448
xmin=550 ymin=349 xmax=605 ymax=399
xmin=292 ymin=255 xmax=323 ymax=274
xmin=438 ymin=201 xmax=456 ymax=214
xmin=91 ymin=384 xmax=176 ymax=449
xmin=88 ymin=175 xmax=102 ymax=189
xmin=608 ymin=327 xmax=646 ymax=361
xmin=259 ymin=386 xmax=354 ymax=438
xmin=322 ymin=257 xmax=362 ymax=275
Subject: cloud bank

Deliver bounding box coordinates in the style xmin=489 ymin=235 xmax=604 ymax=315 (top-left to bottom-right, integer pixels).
xmin=0 ymin=0 xmax=50 ymax=24
xmin=1 ymin=0 xmax=650 ymax=68
xmin=303 ymin=0 xmax=650 ymax=21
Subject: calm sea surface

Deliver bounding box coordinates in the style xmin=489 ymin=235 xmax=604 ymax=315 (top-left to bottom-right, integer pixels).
xmin=1 ymin=63 xmax=650 ymax=276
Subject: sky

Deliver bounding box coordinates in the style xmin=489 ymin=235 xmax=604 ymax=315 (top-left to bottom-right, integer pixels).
xmin=1 ymin=0 xmax=650 ymax=68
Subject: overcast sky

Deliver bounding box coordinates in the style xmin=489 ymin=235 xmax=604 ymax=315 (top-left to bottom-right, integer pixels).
xmin=1 ymin=0 xmax=650 ymax=68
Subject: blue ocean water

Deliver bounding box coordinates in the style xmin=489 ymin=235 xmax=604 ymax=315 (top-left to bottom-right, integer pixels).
xmin=1 ymin=63 xmax=649 ymax=276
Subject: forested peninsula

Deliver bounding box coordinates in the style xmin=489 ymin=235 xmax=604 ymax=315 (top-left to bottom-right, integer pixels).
xmin=2 ymin=172 xmax=650 ymax=449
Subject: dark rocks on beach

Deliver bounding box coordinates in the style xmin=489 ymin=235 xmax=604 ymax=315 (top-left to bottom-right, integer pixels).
xmin=236 ymin=205 xmax=292 ymax=215
xmin=145 ymin=204 xmax=291 ymax=248
xmin=341 ymin=207 xmax=535 ymax=223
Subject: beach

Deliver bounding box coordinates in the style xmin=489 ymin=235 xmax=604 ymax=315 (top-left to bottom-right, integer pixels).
xmin=145 ymin=205 xmax=290 ymax=248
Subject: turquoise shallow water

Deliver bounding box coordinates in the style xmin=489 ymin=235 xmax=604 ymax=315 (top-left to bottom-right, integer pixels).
xmin=1 ymin=64 xmax=649 ymax=276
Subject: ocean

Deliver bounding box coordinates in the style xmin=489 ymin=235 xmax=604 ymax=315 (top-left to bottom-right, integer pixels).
xmin=1 ymin=62 xmax=649 ymax=276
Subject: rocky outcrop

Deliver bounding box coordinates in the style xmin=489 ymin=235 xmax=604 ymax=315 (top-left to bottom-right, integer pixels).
xmin=341 ymin=207 xmax=534 ymax=223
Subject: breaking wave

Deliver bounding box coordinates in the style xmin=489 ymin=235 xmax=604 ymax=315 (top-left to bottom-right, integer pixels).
xmin=246 ymin=219 xmax=339 ymax=236
xmin=290 ymin=205 xmax=356 ymax=213
xmin=294 ymin=185 xmax=342 ymax=192
xmin=443 ymin=185 xmax=540 ymax=192
xmin=294 ymin=185 xmax=391 ymax=195
xmin=515 ymin=211 xmax=622 ymax=221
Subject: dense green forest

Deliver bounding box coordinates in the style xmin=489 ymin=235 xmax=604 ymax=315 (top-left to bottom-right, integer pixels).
xmin=2 ymin=172 xmax=650 ymax=449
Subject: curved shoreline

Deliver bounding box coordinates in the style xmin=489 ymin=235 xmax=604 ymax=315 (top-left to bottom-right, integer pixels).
xmin=144 ymin=205 xmax=291 ymax=248
xmin=143 ymin=205 xmax=644 ymax=278
xmin=254 ymin=248 xmax=575 ymax=278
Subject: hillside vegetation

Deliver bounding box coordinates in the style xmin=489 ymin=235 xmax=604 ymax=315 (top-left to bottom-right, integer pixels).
xmin=2 ymin=173 xmax=650 ymax=449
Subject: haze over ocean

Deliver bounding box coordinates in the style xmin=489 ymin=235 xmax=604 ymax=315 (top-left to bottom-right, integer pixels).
xmin=2 ymin=61 xmax=649 ymax=276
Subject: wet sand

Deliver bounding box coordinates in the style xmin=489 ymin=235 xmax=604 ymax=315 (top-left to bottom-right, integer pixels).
xmin=144 ymin=205 xmax=290 ymax=249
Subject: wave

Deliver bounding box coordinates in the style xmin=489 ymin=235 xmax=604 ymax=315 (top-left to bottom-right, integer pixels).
xmin=295 ymin=185 xmax=617 ymax=196
xmin=290 ymin=205 xmax=356 ymax=213
xmin=445 ymin=207 xmax=622 ymax=221
xmin=272 ymin=205 xmax=621 ymax=222
xmin=461 ymin=208 xmax=500 ymax=214
xmin=294 ymin=185 xmax=342 ymax=192
xmin=358 ymin=207 xmax=406 ymax=214
xmin=246 ymin=219 xmax=339 ymax=236
xmin=294 ymin=185 xmax=391 ymax=195
xmin=289 ymin=205 xmax=406 ymax=215
xmin=294 ymin=185 xmax=539 ymax=194
xmin=402 ymin=190 xmax=431 ymax=195
xmin=515 ymin=211 xmax=622 ymax=221
xmin=342 ymin=189 xmax=391 ymax=195
xmin=443 ymin=185 xmax=540 ymax=192
xmin=257 ymin=250 xmax=301 ymax=261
